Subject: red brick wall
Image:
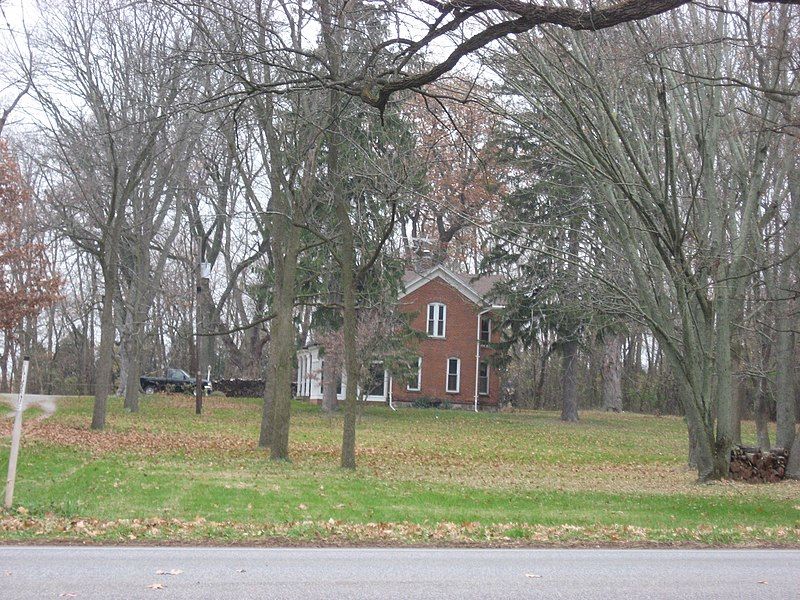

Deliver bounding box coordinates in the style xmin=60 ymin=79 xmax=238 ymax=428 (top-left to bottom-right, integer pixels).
xmin=390 ymin=277 xmax=500 ymax=407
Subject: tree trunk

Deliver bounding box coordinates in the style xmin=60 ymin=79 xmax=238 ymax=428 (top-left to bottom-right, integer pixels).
xmin=267 ymin=204 xmax=299 ymax=460
xmin=195 ymin=273 xmax=207 ymax=416
xmin=534 ymin=348 xmax=547 ymax=410
xmin=121 ymin=304 xmax=142 ymax=412
xmin=117 ymin=324 xmax=128 ymax=398
xmin=333 ymin=105 xmax=359 ymax=467
xmin=732 ymin=373 xmax=745 ymax=446
xmin=338 ymin=215 xmax=358 ymax=469
xmin=787 ymin=432 xmax=800 ymax=480
xmin=124 ymin=338 xmax=140 ymax=413
xmin=731 ymin=333 xmax=748 ymax=446
xmin=711 ymin=294 xmax=735 ymax=479
xmin=560 ymin=339 xmax=579 ymax=422
xmin=319 ymin=0 xmax=358 ymax=468
xmin=755 ymin=375 xmax=772 ymax=450
xmin=687 ymin=417 xmax=699 ymax=470
xmin=92 ymin=258 xmax=118 ymax=430
xmin=258 ymin=355 xmax=273 ymax=449
xmin=774 ymin=314 xmax=796 ymax=450
xmin=0 ymin=341 xmax=9 ymax=392
xmin=773 ymin=167 xmax=798 ymax=450
xmin=601 ymin=332 xmax=623 ymax=412
xmin=683 ymin=396 xmax=715 ymax=481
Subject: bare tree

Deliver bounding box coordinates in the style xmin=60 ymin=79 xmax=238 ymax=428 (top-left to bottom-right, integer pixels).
xmin=491 ymin=3 xmax=798 ymax=479
xmin=35 ymin=0 xmax=202 ymax=426
xmin=0 ymin=1 xmax=33 ymax=137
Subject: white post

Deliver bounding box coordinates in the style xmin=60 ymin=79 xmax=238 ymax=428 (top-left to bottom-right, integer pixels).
xmin=384 ymin=371 xmax=397 ymax=411
xmin=4 ymin=356 xmax=30 ymax=509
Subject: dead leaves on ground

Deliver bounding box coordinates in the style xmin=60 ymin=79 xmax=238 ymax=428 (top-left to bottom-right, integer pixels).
xmin=2 ymin=400 xmax=793 ymax=501
xmin=2 ymin=420 xmax=346 ymax=460
xmin=1 ymin=513 xmax=799 ymax=546
xmin=5 ymin=421 xmax=254 ymax=456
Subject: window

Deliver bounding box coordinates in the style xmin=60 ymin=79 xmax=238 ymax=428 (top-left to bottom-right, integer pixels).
xmin=479 ymin=316 xmax=491 ymax=343
xmin=427 ymin=303 xmax=446 ymax=337
xmin=367 ymin=362 xmax=385 ymax=397
xmin=407 ymin=357 xmax=422 ymax=391
xmin=446 ymin=358 xmax=460 ymax=393
xmin=478 ymin=361 xmax=489 ymax=396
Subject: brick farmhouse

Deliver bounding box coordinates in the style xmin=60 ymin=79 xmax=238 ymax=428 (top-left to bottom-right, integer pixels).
xmin=296 ymin=264 xmax=504 ymax=409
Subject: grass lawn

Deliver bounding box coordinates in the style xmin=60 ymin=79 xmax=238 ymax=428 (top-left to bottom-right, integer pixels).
xmin=1 ymin=395 xmax=799 ymax=546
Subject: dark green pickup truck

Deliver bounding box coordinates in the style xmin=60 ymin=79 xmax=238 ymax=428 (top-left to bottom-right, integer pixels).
xmin=140 ymin=368 xmax=212 ymax=395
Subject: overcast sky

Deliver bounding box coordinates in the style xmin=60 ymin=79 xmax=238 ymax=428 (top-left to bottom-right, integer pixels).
xmin=1 ymin=0 xmax=42 ymax=134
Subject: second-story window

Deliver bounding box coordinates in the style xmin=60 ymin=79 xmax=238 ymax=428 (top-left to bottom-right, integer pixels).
xmin=427 ymin=302 xmax=446 ymax=337
xmin=479 ymin=316 xmax=491 ymax=343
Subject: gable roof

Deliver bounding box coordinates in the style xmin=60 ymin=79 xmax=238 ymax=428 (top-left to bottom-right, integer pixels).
xmin=400 ymin=264 xmax=503 ymax=307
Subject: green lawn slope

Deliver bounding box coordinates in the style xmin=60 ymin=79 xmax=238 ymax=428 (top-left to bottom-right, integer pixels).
xmin=2 ymin=396 xmax=798 ymax=546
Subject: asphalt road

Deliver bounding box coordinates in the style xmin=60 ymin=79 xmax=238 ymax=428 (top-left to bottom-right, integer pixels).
xmin=1 ymin=547 xmax=798 ymax=599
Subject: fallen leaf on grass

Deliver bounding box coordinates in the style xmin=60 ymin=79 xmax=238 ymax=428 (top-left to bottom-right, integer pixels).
xmin=146 ymin=583 xmax=165 ymax=590
xmin=156 ymin=569 xmax=183 ymax=576
xmin=525 ymin=574 xmax=542 ymax=579
xmin=297 ymin=504 xmax=308 ymax=510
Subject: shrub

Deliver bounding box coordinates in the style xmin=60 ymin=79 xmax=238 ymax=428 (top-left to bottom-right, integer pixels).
xmin=412 ymin=396 xmax=442 ymax=408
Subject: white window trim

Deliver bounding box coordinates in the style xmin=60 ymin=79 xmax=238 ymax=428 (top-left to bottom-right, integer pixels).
xmin=407 ymin=357 xmax=422 ymax=391
xmin=446 ymin=357 xmax=461 ymax=393
xmin=427 ymin=302 xmax=446 ymax=338
xmin=478 ymin=361 xmax=490 ymax=396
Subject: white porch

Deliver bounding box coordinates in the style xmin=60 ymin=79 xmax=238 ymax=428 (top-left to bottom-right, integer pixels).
xmin=296 ymin=346 xmax=389 ymax=403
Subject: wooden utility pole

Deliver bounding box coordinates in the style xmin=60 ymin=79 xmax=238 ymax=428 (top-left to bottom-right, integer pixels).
xmin=4 ymin=356 xmax=30 ymax=509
